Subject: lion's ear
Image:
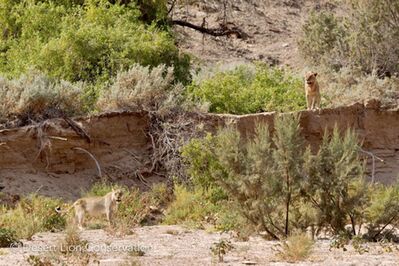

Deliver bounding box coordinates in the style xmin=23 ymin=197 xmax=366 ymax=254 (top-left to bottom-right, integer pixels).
xmin=314 ymin=72 xmax=318 ymax=77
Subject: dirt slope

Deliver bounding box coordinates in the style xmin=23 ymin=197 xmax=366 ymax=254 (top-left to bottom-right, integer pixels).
xmin=172 ymin=0 xmax=337 ymax=70
xmin=0 ymin=103 xmax=398 ymax=201
xmin=0 ymin=111 xmax=153 ymax=201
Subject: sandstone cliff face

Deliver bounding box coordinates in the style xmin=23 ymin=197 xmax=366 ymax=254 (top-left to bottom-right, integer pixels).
xmin=0 ymin=104 xmax=398 ymax=199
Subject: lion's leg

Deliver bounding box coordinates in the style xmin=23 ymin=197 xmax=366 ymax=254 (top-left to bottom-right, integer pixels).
xmin=310 ymin=96 xmax=316 ymax=110
xmin=306 ymin=94 xmax=312 ymax=110
xmin=75 ymin=208 xmax=85 ymax=230
xmin=106 ymin=208 xmax=113 ymax=226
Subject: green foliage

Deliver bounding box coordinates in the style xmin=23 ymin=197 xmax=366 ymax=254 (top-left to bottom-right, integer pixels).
xmin=134 ymin=0 xmax=168 ymax=23
xmin=0 ymin=228 xmax=20 ymax=248
xmin=84 ymin=181 xmax=115 ymax=197
xmin=181 ymin=115 xmax=376 ymax=239
xmin=302 ymin=127 xmax=367 ymax=234
xmin=188 ymin=64 xmax=305 ymax=114
xmin=163 ymin=184 xmax=219 ymax=228
xmin=365 ymin=182 xmax=399 ymax=240
xmin=182 ymin=114 xmax=307 ymax=239
xmin=181 ymin=133 xmax=228 ymax=201
xmin=298 ymin=11 xmax=348 ymax=70
xmin=0 ymin=0 xmax=190 ymax=84
xmin=0 ymin=195 xmax=66 ymax=239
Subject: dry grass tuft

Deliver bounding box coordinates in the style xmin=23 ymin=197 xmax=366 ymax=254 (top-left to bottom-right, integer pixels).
xmin=276 ymin=233 xmax=314 ymax=263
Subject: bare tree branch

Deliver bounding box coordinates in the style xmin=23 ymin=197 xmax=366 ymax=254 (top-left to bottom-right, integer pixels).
xmin=171 ymin=20 xmax=248 ymax=39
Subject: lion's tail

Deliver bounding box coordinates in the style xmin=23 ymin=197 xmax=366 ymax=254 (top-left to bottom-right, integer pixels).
xmin=55 ymin=203 xmax=75 ymax=215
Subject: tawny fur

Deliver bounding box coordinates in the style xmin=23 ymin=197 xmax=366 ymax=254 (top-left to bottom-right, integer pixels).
xmin=304 ymin=71 xmax=321 ymax=110
xmin=56 ymin=189 xmax=123 ymax=230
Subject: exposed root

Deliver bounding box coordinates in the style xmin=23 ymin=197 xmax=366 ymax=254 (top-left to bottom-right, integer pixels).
xmin=63 ymin=117 xmax=91 ymax=143
xmin=33 ymin=121 xmax=52 ymax=169
xmin=72 ymin=147 xmax=102 ymax=178
xmin=122 ymin=148 xmax=142 ymax=163
xmin=145 ymin=111 xmax=204 ymax=182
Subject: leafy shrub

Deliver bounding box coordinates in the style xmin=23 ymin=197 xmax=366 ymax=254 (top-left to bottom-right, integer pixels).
xmin=181 ymin=133 xmax=228 ymax=202
xmin=182 ymin=115 xmax=373 ymax=239
xmin=276 ymin=233 xmax=314 ymax=262
xmin=298 ymin=11 xmax=348 ymax=70
xmin=188 ymin=64 xmax=305 ymax=114
xmin=0 ymin=72 xmax=85 ymax=123
xmin=0 ymin=195 xmax=66 ymax=239
xmin=0 ymin=228 xmax=20 ymax=248
xmin=183 ymin=115 xmax=307 ymax=239
xmin=364 ymin=182 xmax=399 ymax=241
xmin=163 ymin=184 xmax=219 ymax=228
xmin=302 ymin=128 xmax=368 ymax=235
xmin=0 ymin=0 xmax=190 ymax=84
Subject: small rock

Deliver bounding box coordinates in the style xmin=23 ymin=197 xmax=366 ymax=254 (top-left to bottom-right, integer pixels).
xmin=242 ymin=260 xmax=257 ymax=265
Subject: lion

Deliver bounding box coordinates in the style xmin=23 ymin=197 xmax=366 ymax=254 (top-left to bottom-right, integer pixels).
xmin=304 ymin=71 xmax=321 ymax=110
xmin=55 ymin=189 xmax=123 ymax=230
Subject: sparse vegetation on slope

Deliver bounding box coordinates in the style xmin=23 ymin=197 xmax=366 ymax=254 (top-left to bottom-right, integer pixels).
xmin=299 ymin=0 xmax=399 ymax=107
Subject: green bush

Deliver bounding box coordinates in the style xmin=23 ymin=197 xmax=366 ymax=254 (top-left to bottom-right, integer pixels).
xmin=163 ymin=184 xmax=219 ymax=228
xmin=187 ymin=64 xmax=305 ymax=114
xmin=0 ymin=195 xmax=66 ymax=239
xmin=302 ymin=128 xmax=368 ymax=235
xmin=298 ymin=11 xmax=348 ymax=70
xmin=181 ymin=115 xmax=375 ymax=239
xmin=0 ymin=0 xmax=190 ymax=84
xmin=365 ymin=182 xmax=399 ymax=241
